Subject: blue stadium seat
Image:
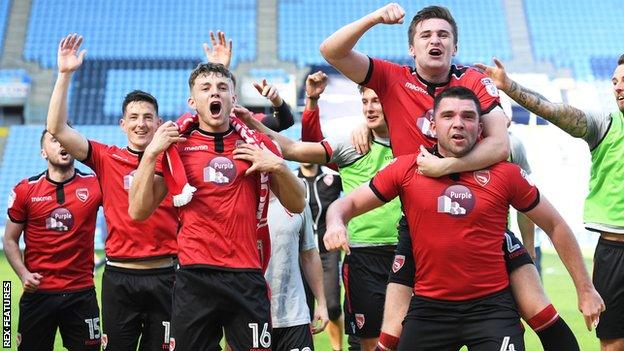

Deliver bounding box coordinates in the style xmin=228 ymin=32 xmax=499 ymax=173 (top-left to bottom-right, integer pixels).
xmin=524 ymin=0 xmax=621 ymax=79
xmin=24 ymin=0 xmax=256 ymax=68
xmin=278 ymin=0 xmax=511 ymax=67
xmin=0 ymin=0 xmax=10 ymax=56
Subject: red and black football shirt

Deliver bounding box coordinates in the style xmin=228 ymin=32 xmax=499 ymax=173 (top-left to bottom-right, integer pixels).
xmin=8 ymin=170 xmax=102 ymax=292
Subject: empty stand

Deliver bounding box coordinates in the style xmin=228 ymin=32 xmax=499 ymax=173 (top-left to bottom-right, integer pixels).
xmin=0 ymin=0 xmax=9 ymax=56
xmin=24 ymin=0 xmax=256 ymax=68
xmin=278 ymin=0 xmax=511 ymax=67
xmin=525 ymin=0 xmax=621 ymax=79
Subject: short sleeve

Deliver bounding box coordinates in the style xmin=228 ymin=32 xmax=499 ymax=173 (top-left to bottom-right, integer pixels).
xmin=506 ymin=164 xmax=540 ymax=212
xmin=583 ymin=112 xmax=612 ymax=150
xmin=468 ymin=68 xmax=501 ymax=115
xmin=369 ymin=155 xmax=414 ymax=203
xmin=7 ymin=182 xmax=27 ymax=223
xmin=299 ymin=204 xmax=317 ymax=251
xmin=82 ymin=140 xmax=107 ymax=172
xmin=325 ymin=133 xmax=361 ymax=167
xmin=361 ymin=57 xmax=405 ymax=100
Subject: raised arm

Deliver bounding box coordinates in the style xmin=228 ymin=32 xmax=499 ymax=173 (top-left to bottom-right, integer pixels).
xmin=46 ymin=33 xmax=89 ymax=161
xmin=324 ymin=183 xmax=386 ymax=253
xmin=252 ymin=79 xmax=295 ymax=131
xmin=203 ymin=30 xmax=233 ymax=68
xmin=475 ymin=58 xmax=589 ymax=138
xmin=320 ymin=3 xmax=405 ymax=83
xmin=3 ymin=221 xmax=42 ymax=293
xmin=524 ymin=196 xmax=605 ymax=330
xmin=128 ymin=121 xmax=181 ymax=220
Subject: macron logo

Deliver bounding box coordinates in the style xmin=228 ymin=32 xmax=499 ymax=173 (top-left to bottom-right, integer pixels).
xmin=405 ymin=82 xmax=428 ymax=95
xmin=183 ymin=145 xmax=208 ymax=152
xmin=31 ymin=196 xmax=52 ymax=202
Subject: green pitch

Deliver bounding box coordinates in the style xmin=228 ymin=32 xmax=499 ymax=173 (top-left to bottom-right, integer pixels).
xmin=0 ymin=250 xmax=598 ymax=350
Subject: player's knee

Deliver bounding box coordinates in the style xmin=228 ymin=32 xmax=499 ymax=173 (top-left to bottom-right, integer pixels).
xmin=328 ymin=305 xmax=342 ymax=321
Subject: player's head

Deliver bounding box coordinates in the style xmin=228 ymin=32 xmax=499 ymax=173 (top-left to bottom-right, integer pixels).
xmin=187 ymin=63 xmax=236 ymax=132
xmin=359 ymin=86 xmax=388 ymax=133
xmin=431 ymin=87 xmax=482 ymax=158
xmin=119 ymin=90 xmax=162 ymax=151
xmin=40 ymin=130 xmax=74 ymax=169
xmin=612 ymin=54 xmax=624 ymax=112
xmin=407 ymin=6 xmax=458 ymax=76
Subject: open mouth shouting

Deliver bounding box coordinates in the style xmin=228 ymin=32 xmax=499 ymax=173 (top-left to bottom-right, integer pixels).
xmin=429 ymin=48 xmax=443 ymax=57
xmin=450 ymin=133 xmax=466 ymax=143
xmin=210 ymin=101 xmax=222 ymax=117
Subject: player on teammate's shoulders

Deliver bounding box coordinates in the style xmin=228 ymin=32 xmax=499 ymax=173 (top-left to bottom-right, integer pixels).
xmin=319 ymin=4 xmax=586 ymax=350
xmin=324 ymin=86 xmax=604 ymax=350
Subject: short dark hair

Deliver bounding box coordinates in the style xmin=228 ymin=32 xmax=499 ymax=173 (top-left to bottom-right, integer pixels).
xmin=618 ymin=54 xmax=624 ymax=66
xmin=122 ymin=90 xmax=158 ymax=116
xmin=40 ymin=129 xmax=48 ymax=147
xmin=408 ymin=6 xmax=458 ymax=46
xmin=188 ymin=62 xmax=234 ymax=90
xmin=433 ymin=86 xmax=481 ymax=118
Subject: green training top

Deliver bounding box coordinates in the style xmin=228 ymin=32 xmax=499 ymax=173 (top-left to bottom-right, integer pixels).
xmin=328 ymin=136 xmax=401 ymax=246
xmin=584 ymin=111 xmax=624 ymax=229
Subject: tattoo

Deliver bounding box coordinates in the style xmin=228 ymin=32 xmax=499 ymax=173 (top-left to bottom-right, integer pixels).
xmin=508 ymin=81 xmax=587 ymax=137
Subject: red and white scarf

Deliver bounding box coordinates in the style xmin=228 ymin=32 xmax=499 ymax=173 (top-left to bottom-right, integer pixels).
xmin=162 ymin=113 xmax=277 ymax=271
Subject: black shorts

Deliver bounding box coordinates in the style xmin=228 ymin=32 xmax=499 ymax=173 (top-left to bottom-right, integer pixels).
xmin=170 ymin=267 xmax=272 ymax=351
xmin=398 ymin=289 xmax=524 ymax=351
xmin=101 ymin=265 xmax=175 ymax=351
xmin=17 ymin=288 xmax=101 ymax=351
xmin=593 ymin=237 xmax=624 ymax=339
xmin=343 ymin=247 xmax=394 ymax=338
xmin=272 ymin=324 xmax=314 ymax=351
xmin=388 ymin=217 xmax=534 ymax=286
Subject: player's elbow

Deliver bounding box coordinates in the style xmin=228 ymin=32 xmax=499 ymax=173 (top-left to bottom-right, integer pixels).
xmin=287 ymin=197 xmax=306 ymax=214
xmin=319 ymin=40 xmax=340 ymax=64
xmin=128 ymin=204 xmax=151 ymax=222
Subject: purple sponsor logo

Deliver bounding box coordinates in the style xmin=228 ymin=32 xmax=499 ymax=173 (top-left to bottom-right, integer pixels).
xmin=437 ymin=185 xmax=475 ymax=216
xmin=204 ymin=157 xmax=237 ymax=185
xmin=46 ymin=208 xmax=74 ymax=231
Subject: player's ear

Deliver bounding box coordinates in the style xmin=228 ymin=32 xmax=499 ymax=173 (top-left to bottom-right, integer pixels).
xmin=119 ymin=117 xmax=127 ymax=133
xmin=408 ymin=44 xmax=416 ymax=60
xmin=187 ymin=96 xmax=196 ymax=110
xmin=232 ymin=93 xmax=237 ymax=105
xmin=430 ymin=119 xmax=437 ymax=138
xmin=41 ymin=148 xmax=48 ymax=160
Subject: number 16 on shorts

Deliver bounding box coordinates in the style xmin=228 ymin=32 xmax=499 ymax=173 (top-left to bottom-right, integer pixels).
xmin=248 ymin=323 xmax=271 ymax=349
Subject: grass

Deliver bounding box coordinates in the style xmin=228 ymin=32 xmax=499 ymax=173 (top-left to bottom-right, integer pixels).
xmin=1 ymin=250 xmax=599 ymax=350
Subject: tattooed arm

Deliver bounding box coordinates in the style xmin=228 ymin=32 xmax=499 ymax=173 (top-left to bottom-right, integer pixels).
xmin=475 ymin=58 xmax=588 ymax=138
